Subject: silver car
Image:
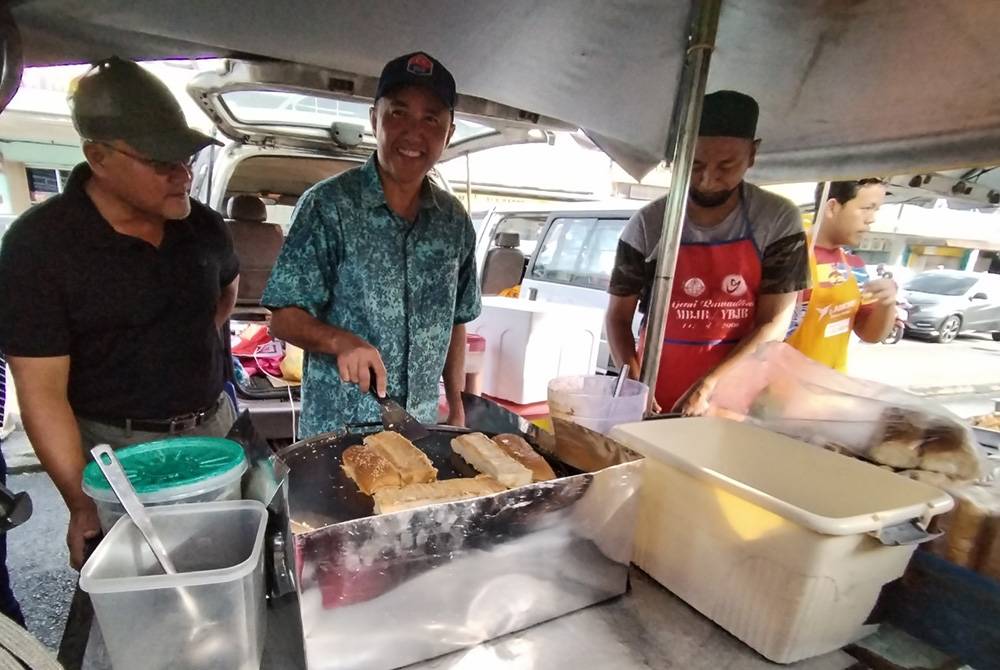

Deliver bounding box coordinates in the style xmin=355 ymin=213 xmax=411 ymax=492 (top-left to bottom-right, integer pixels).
xmin=903 ymin=270 xmax=1000 ymax=343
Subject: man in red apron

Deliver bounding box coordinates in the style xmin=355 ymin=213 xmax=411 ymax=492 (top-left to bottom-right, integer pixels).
xmin=607 ymin=91 xmax=809 ymax=414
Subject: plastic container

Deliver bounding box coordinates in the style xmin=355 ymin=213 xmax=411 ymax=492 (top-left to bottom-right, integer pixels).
xmin=80 ymin=500 xmax=268 ymax=670
xmin=609 ymin=417 xmax=954 ymax=664
xmin=548 ymin=375 xmax=648 ymax=436
xmin=467 ymin=296 xmax=603 ymax=404
xmin=82 ymin=437 xmax=248 ymax=531
xmin=464 ymin=333 xmax=486 ymax=374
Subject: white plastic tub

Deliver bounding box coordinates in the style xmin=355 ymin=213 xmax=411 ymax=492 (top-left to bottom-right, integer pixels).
xmin=467 ymin=297 xmax=603 ymax=404
xmin=548 ymin=375 xmax=648 ymax=435
xmin=80 ymin=500 xmax=268 ymax=670
xmin=82 ymin=437 xmax=248 ymax=531
xmin=609 ymin=417 xmax=954 ymax=664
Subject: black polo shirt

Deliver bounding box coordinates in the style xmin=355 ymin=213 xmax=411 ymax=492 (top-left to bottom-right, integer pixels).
xmin=0 ymin=163 xmax=239 ymax=420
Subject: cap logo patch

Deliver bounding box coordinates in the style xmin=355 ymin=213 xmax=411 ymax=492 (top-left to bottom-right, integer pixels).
xmin=407 ymin=53 xmax=434 ymax=76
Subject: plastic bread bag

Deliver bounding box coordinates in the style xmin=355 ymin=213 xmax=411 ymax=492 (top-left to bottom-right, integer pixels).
xmin=706 ymin=342 xmax=994 ymax=483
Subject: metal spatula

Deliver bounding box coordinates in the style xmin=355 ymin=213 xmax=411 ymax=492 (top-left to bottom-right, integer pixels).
xmin=371 ymin=390 xmax=430 ymax=441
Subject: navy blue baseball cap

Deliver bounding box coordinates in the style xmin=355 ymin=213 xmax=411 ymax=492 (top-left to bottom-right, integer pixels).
xmin=375 ymin=52 xmax=456 ymax=110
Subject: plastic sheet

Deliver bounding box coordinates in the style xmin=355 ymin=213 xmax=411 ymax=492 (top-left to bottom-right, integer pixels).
xmin=707 ymin=343 xmax=991 ymax=483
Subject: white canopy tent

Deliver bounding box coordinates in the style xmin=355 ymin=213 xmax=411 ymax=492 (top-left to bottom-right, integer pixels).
xmin=11 ymin=0 xmax=1000 ymax=182
xmin=8 ymin=0 xmax=1000 ymax=402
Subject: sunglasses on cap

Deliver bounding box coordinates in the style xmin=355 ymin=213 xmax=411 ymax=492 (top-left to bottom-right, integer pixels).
xmin=92 ymin=141 xmax=197 ymax=175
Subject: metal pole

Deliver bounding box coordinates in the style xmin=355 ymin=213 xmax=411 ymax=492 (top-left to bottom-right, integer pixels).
xmin=810 ymin=181 xmax=831 ymax=250
xmin=639 ymin=0 xmax=723 ymax=411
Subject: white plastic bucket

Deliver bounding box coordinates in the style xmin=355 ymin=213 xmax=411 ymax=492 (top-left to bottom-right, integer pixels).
xmin=547 ymin=375 xmax=648 ymax=435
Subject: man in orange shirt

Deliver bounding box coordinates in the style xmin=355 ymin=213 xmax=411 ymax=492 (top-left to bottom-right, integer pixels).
xmin=787 ymin=179 xmax=897 ymax=370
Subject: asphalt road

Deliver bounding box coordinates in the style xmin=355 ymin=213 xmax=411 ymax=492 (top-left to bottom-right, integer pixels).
xmin=849 ymin=332 xmax=1000 ymax=395
xmin=6 ymin=472 xmax=74 ymax=650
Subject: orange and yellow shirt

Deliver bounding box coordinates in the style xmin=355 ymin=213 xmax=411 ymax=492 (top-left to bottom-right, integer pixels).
xmin=787 ymin=245 xmax=873 ymax=371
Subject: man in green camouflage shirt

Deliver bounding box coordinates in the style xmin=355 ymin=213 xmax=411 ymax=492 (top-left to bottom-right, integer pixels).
xmin=262 ymin=52 xmax=480 ymax=437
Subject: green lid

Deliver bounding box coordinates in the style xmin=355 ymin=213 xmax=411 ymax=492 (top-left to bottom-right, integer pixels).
xmin=83 ymin=437 xmax=246 ymax=496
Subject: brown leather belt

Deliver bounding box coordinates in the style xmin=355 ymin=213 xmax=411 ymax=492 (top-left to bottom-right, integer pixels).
xmin=84 ymin=396 xmax=222 ymax=435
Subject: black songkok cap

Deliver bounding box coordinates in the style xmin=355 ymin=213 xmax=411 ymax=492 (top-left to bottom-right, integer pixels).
xmin=699 ymin=90 xmax=759 ymax=139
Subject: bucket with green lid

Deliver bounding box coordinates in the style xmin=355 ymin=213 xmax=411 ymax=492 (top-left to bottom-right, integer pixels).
xmin=82 ymin=437 xmax=248 ymax=532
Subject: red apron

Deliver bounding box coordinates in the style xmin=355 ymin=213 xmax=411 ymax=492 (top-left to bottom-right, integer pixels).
xmin=638 ymin=191 xmax=762 ymax=410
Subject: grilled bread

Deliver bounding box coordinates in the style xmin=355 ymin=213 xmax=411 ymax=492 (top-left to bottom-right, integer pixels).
xmin=341 ymin=444 xmax=403 ymax=495
xmin=363 ymin=430 xmax=437 ymax=485
xmin=373 ymin=476 xmax=506 ymax=514
xmin=492 ymin=433 xmax=556 ymax=482
xmin=451 ymin=432 xmax=532 ymax=488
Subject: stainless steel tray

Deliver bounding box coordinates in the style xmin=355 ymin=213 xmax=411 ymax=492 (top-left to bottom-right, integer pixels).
xmin=278 ymin=425 xmax=583 ymax=530
xmin=270 ymin=396 xmax=643 ymax=670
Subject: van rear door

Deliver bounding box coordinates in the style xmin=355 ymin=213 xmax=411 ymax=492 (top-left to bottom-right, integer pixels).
xmin=521 ymin=211 xmax=637 ymax=371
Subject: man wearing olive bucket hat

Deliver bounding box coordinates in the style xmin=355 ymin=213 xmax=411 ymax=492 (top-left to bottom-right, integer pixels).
xmin=0 ymin=57 xmax=240 ymax=569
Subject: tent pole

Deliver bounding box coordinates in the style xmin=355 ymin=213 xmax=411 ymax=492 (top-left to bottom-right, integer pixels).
xmin=810 ymin=181 xmax=831 ymax=250
xmin=639 ymin=0 xmax=722 ymax=412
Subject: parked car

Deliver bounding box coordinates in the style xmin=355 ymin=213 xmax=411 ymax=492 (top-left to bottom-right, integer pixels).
xmin=474 ymin=201 xmax=645 ymax=295
xmin=867 ymin=263 xmax=914 ymax=286
xmin=903 ymin=270 xmax=1000 ymax=343
xmin=518 ymin=207 xmax=645 ymax=372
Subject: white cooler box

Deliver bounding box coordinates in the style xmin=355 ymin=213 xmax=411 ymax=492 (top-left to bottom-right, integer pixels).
xmin=467 ymin=296 xmax=603 ymax=404
xmin=610 ymin=417 xmax=954 ymax=664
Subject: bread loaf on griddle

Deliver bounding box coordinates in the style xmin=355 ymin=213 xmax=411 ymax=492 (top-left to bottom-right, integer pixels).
xmin=341 ymin=444 xmax=403 ymax=495
xmin=451 ymin=432 xmax=532 ymax=488
xmin=373 ymin=476 xmax=506 ymax=514
xmin=363 ymin=430 xmax=437 ymax=485
xmin=492 ymin=433 xmax=556 ymax=482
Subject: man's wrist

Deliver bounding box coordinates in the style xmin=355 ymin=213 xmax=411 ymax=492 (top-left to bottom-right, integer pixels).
xmin=699 ymin=373 xmax=720 ymax=392
xmin=66 ymin=496 xmax=96 ymax=513
xmin=327 ymin=327 xmax=353 ymax=357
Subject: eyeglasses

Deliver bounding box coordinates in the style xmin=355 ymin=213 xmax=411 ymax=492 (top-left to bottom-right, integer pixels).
xmin=92 ymin=141 xmax=196 ymax=175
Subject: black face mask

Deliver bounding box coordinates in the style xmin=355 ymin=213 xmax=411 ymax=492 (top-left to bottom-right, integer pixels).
xmin=689 ymin=185 xmax=739 ymax=208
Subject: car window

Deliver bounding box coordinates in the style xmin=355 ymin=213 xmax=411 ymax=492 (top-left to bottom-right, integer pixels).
xmin=265 ymin=204 xmax=294 ymax=234
xmin=585 ymin=218 xmax=628 ymax=289
xmin=532 ymin=217 xmax=593 ymax=284
xmin=531 ymin=217 xmax=627 ymax=290
xmin=222 ymin=91 xmax=373 ymax=129
xmin=220 ymin=91 xmax=496 ymax=143
xmin=315 ymin=97 xmax=368 ymax=124
xmin=905 ymin=273 xmax=978 ymax=296
xmin=974 ymin=276 xmax=1000 ymax=298
xmin=488 ymin=214 xmax=547 ymax=257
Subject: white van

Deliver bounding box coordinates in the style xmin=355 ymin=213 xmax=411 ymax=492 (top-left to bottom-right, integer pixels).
xmin=517 ymin=207 xmax=644 ymax=371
